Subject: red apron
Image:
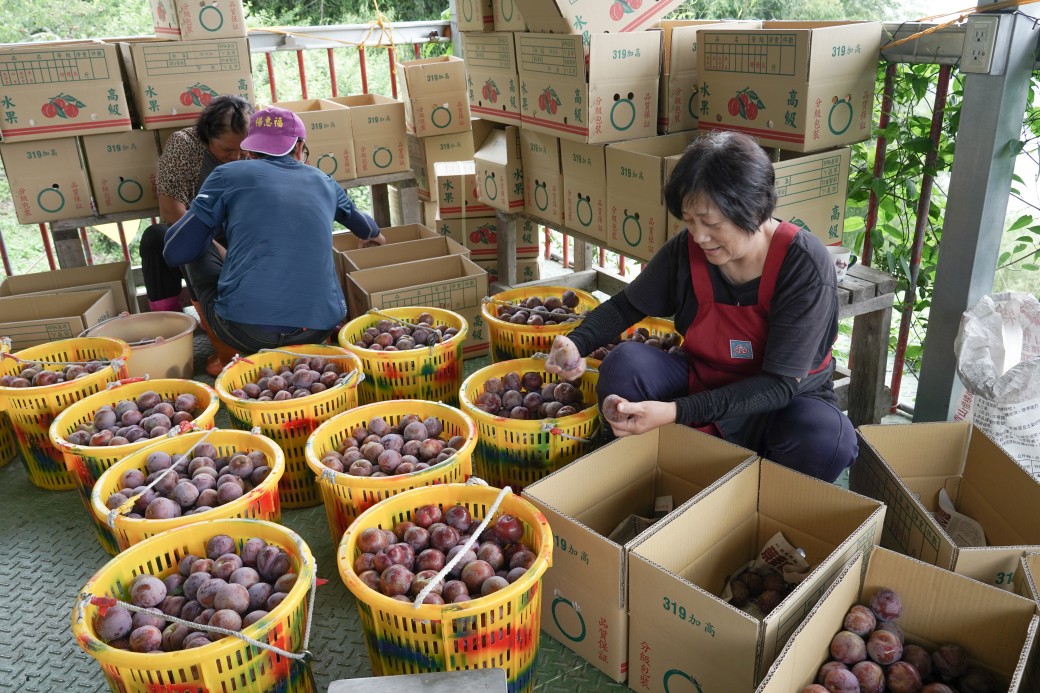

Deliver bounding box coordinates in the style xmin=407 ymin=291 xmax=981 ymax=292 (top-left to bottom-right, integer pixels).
xmin=683 ymin=222 xmax=831 ymax=437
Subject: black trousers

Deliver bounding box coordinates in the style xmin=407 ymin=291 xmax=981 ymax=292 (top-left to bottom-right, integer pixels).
xmin=139 ymin=223 xmax=185 ymax=302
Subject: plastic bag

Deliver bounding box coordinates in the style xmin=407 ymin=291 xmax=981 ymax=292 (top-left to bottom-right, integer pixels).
xmin=953 ymin=292 xmax=1040 ymax=479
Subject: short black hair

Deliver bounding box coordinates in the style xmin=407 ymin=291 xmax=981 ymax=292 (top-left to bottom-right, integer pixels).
xmin=663 ymin=130 xmax=777 ymax=235
xmin=195 ymin=95 xmax=253 ymax=145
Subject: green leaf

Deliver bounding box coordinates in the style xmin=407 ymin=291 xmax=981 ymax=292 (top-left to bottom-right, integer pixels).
xmin=1008 ymin=215 xmax=1032 ymax=231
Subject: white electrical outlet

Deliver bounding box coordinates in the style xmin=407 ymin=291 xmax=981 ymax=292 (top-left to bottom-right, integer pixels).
xmin=960 ymin=14 xmax=1000 ymax=74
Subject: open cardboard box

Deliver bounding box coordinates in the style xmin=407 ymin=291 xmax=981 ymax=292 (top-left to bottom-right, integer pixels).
xmin=433 ymin=160 xmax=495 ymax=219
xmin=520 ymin=130 xmax=563 ymax=226
xmin=80 ymin=130 xmax=160 ymax=215
xmin=340 ymin=236 xmax=469 ymax=273
xmin=626 ymin=458 xmax=886 ymax=691
xmin=463 ymin=32 xmax=521 ymax=126
xmin=149 ymin=0 xmax=246 ymax=41
xmin=561 ymin=139 xmax=608 ymax=243
xmin=0 ymin=261 xmax=136 ymax=316
xmin=324 ymin=94 xmax=410 ymax=176
xmin=758 ymin=547 xmax=1040 ymax=692
xmin=396 ymin=56 xmax=472 ymax=138
xmin=521 ymin=426 xmax=757 ymax=682
xmin=851 ymin=421 xmax=1040 ymax=590
xmin=0 ymin=289 xmax=117 ymax=351
xmin=0 ymin=137 xmax=93 ymax=224
xmin=274 ymin=99 xmax=356 ymax=182
xmin=473 ymin=125 xmax=525 ymax=213
xmin=344 ymin=254 xmax=488 ymax=320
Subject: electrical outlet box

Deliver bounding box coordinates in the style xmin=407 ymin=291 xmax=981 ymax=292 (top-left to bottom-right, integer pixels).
xmin=960 ymin=14 xmax=1001 ymax=74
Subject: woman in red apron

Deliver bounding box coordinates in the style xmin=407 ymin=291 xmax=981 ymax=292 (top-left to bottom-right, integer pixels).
xmin=547 ymin=131 xmax=857 ymax=483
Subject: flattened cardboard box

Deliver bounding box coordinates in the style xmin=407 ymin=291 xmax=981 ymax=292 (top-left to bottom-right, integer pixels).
xmin=697 ymin=21 xmax=882 ymax=152
xmin=463 ymin=32 xmax=521 ymax=126
xmin=626 ymin=458 xmax=885 ymax=691
xmin=517 ymin=32 xmax=660 ymax=145
xmin=150 ymin=0 xmax=246 ymax=41
xmin=514 ymin=0 xmax=684 ymax=36
xmin=397 ymin=56 xmax=472 ymax=138
xmin=0 ymin=260 xmax=135 ymax=316
xmin=274 ymin=99 xmax=355 ymax=182
xmin=434 ymin=215 xmax=539 ymax=259
xmin=0 ymin=288 xmax=117 ymax=351
xmin=433 ymin=160 xmax=495 ymax=219
xmin=492 ymin=0 xmax=526 ymax=32
xmin=340 ymin=236 xmax=470 ymax=274
xmin=455 ymin=0 xmax=494 ymax=32
xmin=324 ymin=94 xmax=410 ymax=176
xmin=758 ymin=548 xmax=1040 ymax=693
xmin=605 ymin=132 xmax=696 ymax=262
xmin=122 ymin=38 xmax=254 ymax=130
xmin=345 ymin=254 xmax=488 ymax=322
xmin=522 ymin=426 xmax=757 ymax=683
xmin=0 ymin=137 xmax=92 ymax=224
xmin=520 ymin=129 xmax=563 ymax=226
xmin=0 ymin=42 xmax=132 ymax=142
xmin=80 ymin=129 xmax=160 ymax=215
xmin=851 ymin=420 xmax=1040 ymax=590
xmin=561 ymin=139 xmax=607 ymax=242
xmin=473 ymin=125 xmax=524 ymax=213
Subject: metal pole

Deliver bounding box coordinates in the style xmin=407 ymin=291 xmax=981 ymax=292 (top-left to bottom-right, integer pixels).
xmin=79 ymin=227 xmax=94 ymax=265
xmin=296 ymin=50 xmax=308 ymax=100
xmin=863 ymin=63 xmax=897 ymax=268
xmin=359 ymin=47 xmax=369 ymax=94
xmin=39 ymin=224 xmax=57 ymax=270
xmin=0 ymin=227 xmax=13 ymax=276
xmin=265 ymin=53 xmax=278 ymax=102
xmin=327 ymin=48 xmax=338 ymax=97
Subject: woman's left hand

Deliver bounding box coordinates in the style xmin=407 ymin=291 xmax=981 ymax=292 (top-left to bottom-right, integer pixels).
xmin=605 ymin=398 xmax=677 ymax=437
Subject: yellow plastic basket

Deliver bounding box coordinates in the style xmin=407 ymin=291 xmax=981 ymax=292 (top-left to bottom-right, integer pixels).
xmin=337 ymin=307 xmax=468 ymax=406
xmin=72 ymin=518 xmax=315 ymax=693
xmin=214 ymin=344 xmax=363 ymax=509
xmin=337 ymin=483 xmax=552 ymax=693
xmin=459 ymin=357 xmax=600 ymax=492
xmin=481 ymin=286 xmax=601 ymax=362
xmin=586 ymin=316 xmax=682 ymax=368
xmin=0 ymin=337 xmax=131 ymax=490
xmin=0 ymin=339 xmax=13 ymax=468
xmin=49 ymin=378 xmax=221 ymax=555
xmin=89 ymin=429 xmax=285 ymax=553
xmin=304 ymin=399 xmax=477 ymax=544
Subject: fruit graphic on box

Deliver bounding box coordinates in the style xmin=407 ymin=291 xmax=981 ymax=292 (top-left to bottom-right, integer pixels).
xmin=179 ymin=83 xmax=218 ymax=108
xmin=41 ymin=94 xmax=85 ymax=119
xmin=727 ymin=88 xmax=765 ymax=121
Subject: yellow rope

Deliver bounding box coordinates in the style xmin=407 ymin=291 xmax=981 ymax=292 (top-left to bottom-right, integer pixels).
xmin=245 ymin=0 xmax=413 ymax=52
xmin=885 ymin=0 xmax=1033 ymax=52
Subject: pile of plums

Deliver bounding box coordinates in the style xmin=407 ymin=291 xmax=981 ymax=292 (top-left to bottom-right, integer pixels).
xmin=105 ymin=441 xmax=272 ymax=519
xmin=353 ymin=503 xmax=538 ymax=604
xmin=64 ymin=391 xmax=202 ymax=446
xmin=229 ymin=356 xmax=353 ymax=401
xmin=588 ymin=327 xmax=683 ymax=361
xmin=726 ymin=566 xmax=794 ymax=617
xmin=490 ymin=290 xmax=587 ymax=326
xmin=473 ymin=371 xmax=588 ymax=419
xmin=351 ymin=313 xmax=461 ymax=351
xmin=320 ymin=414 xmax=466 ymax=477
xmin=93 ymin=533 xmax=297 ymax=652
xmin=807 ymin=588 xmax=1007 ymax=693
xmin=0 ymin=360 xmax=105 ymax=387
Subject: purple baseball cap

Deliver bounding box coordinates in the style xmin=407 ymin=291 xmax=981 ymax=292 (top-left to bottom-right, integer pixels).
xmin=240 ymin=106 xmax=306 ymax=157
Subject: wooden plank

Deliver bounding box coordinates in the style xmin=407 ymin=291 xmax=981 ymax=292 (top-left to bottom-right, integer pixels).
xmin=370 ymin=183 xmax=392 ymax=228
xmin=328 ymin=669 xmax=507 ymax=692
xmin=52 ymin=226 xmax=88 ymax=268
xmin=573 ymin=237 xmax=594 ymax=272
xmin=848 ymin=263 xmax=898 ymax=293
xmin=839 ymin=293 xmax=896 ymax=321
xmin=495 ymin=210 xmax=518 ymax=288
xmin=847 ymin=302 xmax=894 ymax=426
xmin=396 ymin=179 xmax=421 ymax=225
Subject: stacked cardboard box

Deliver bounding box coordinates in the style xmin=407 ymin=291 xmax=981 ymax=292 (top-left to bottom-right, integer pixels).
xmin=273 ymin=99 xmax=356 ymax=182
xmin=325 ymin=94 xmax=410 ymax=178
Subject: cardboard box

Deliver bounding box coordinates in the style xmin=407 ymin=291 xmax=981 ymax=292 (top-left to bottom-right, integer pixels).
xmin=0 ymin=288 xmax=117 ymax=351
xmin=519 ymin=130 xmax=563 ymax=226
xmin=627 ymin=458 xmax=886 ymax=691
xmin=340 ymin=236 xmax=470 ymax=274
xmin=324 ymin=93 xmax=409 ymax=177
xmin=475 ymin=258 xmax=541 ymax=285
xmin=455 ymin=0 xmax=494 ymax=32
xmin=344 ymin=254 xmax=489 ymax=322
xmin=473 ymin=125 xmax=524 ymax=213
xmin=0 ymin=137 xmax=92 ymax=224
xmin=656 ymin=20 xmax=761 ymax=135
xmin=80 ymin=130 xmax=160 ymax=215
xmin=759 ymin=548 xmax=1040 ymax=693
xmin=433 ymin=160 xmax=495 ymax=219
xmin=150 ymin=0 xmax=246 ymax=41
xmin=409 ymin=121 xmax=493 ymax=200
xmin=433 ymin=214 xmax=538 ymax=260
xmin=697 ymin=21 xmax=882 ymax=152
xmin=522 ymin=426 xmax=757 ymax=682
xmin=492 ymin=0 xmax=526 ymax=32
xmin=397 ymin=56 xmax=472 ymax=138
xmin=122 ymin=38 xmax=254 ymax=130
xmin=0 ymin=261 xmax=136 ymax=316
xmin=514 ymin=0 xmax=684 ymax=35
xmin=0 ymin=42 xmax=132 ymax=142
xmin=332 ymin=224 xmax=440 ymax=302
xmin=517 ymin=32 xmax=660 ymax=145
xmin=561 ymin=139 xmax=608 ymax=242
xmin=455 ymin=303 xmax=490 ymax=359
xmin=1015 ymin=552 xmax=1040 ymax=607
xmin=273 ymin=99 xmax=356 ymax=182
xmin=386 ymin=184 xmax=438 ymax=227
xmin=462 ymin=32 xmax=521 ymax=126
xmin=605 ymin=132 xmax=696 ymax=262
xmin=851 ymin=421 xmax=1040 ymax=590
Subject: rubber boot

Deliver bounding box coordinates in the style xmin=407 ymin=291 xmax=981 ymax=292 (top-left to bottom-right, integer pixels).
xmin=148 ymin=296 xmax=183 ymax=313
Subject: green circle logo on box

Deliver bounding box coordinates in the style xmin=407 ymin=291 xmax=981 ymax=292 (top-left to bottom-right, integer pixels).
xmin=461 ymin=0 xmax=473 ymax=22
xmin=687 ymin=92 xmax=698 ymax=119
xmin=576 ymin=196 xmax=593 ymax=227
xmin=431 ymin=105 xmax=452 ymax=129
xmin=610 ymin=98 xmax=636 ymax=131
xmin=484 ymin=173 xmax=498 ymax=200
xmin=534 ymin=181 xmax=549 ymax=211
xmin=828 ymin=96 xmax=853 ymax=135
xmin=199 ymin=5 xmax=224 ymax=31
xmin=372 ymin=146 xmax=393 ymax=169
xmin=550 ymin=596 xmax=586 ymax=642
xmin=622 ymin=211 xmax=642 ymax=247
xmin=502 ymin=0 xmax=515 ymax=21
xmin=117 ymin=178 xmax=143 ymax=204
xmin=663 ymin=669 xmax=703 ymax=693
xmin=37 ymin=187 xmax=65 ymax=213
xmin=317 ymin=153 xmax=338 ymax=176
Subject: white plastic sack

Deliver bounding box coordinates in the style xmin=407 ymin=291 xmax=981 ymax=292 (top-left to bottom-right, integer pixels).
xmin=953 ymin=292 xmax=1040 ymax=479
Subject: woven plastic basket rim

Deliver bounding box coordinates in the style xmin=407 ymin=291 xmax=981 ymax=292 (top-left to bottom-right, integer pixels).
xmin=49 ymin=378 xmax=220 ymax=458
xmin=303 ymin=399 xmax=477 ymax=488
xmin=88 ymin=429 xmax=286 ymax=535
xmin=213 ymin=344 xmax=362 ymax=408
xmin=586 ymin=316 xmax=681 ymax=368
xmin=337 ymin=483 xmax=552 ymax=619
xmin=72 ymin=517 xmax=313 ymax=668
xmin=0 ymin=337 xmax=131 ymax=406
xmin=479 ymin=286 xmax=600 ymax=329
xmin=336 ymin=306 xmax=469 ymax=358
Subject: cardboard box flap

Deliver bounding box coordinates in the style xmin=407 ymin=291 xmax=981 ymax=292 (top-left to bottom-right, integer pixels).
xmin=474 ymin=129 xmax=511 ymax=166
xmin=858 ymin=421 xmax=972 ymax=478
xmin=341 ymin=236 xmax=469 ymax=272
xmin=802 ymin=21 xmax=883 ymax=79
xmin=348 ymin=254 xmax=485 ymax=295
xmin=0 ymin=289 xmax=111 ymax=321
xmin=399 ymin=56 xmax=467 ymax=97
xmin=587 ymin=32 xmax=663 ymax=81
xmin=665 ymin=21 xmax=763 ymax=74
xmin=960 ymin=427 xmax=1040 ymax=547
